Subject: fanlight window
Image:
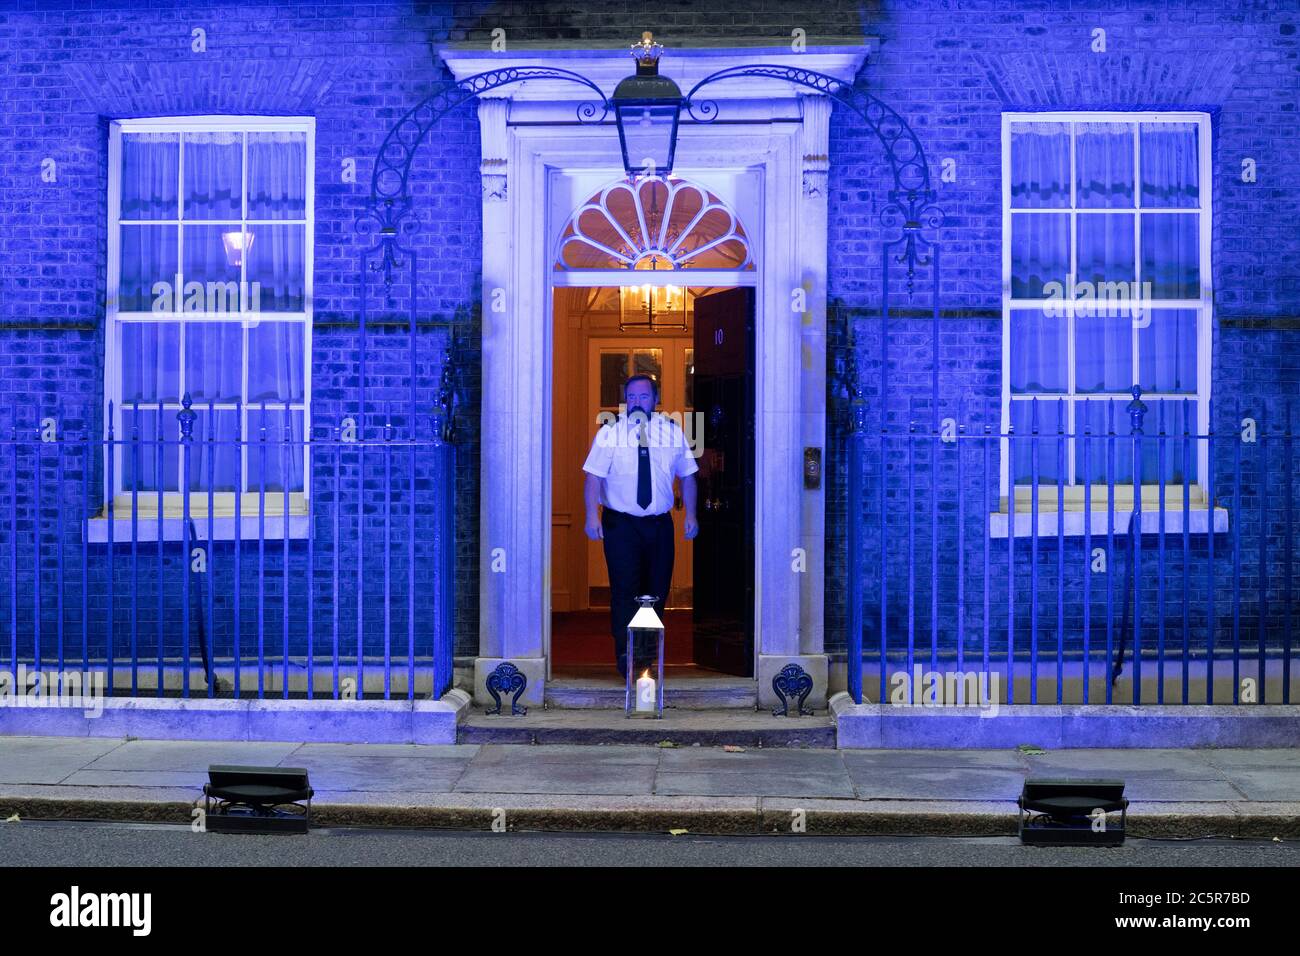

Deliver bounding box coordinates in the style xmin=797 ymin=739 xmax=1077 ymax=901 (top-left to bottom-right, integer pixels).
xmin=555 ymin=177 xmax=753 ymax=272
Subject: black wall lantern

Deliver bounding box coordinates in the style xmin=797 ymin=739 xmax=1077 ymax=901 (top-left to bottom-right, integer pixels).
xmin=612 ymin=32 xmax=683 ymax=179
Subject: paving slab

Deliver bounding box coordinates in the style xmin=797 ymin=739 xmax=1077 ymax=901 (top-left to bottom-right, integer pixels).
xmin=60 ymin=770 xmax=209 ymax=789
xmin=0 ymin=737 xmax=124 ymax=760
xmin=656 ymin=747 xmax=846 ymax=773
xmin=848 ymin=768 xmax=1030 ymax=801
xmin=0 ymin=754 xmax=109 ymax=786
xmin=1202 ymin=749 xmax=1300 ymax=770
xmin=452 ymin=760 xmax=658 ymax=796
xmin=84 ymin=739 xmax=303 ymax=772
xmin=1115 ymin=777 xmax=1244 ymax=802
xmin=468 ymin=743 xmax=662 ymax=766
xmin=277 ymin=756 xmax=471 ymax=793
xmin=841 ymin=749 xmax=1027 ymax=771
xmin=0 ymin=737 xmax=127 ymax=785
xmin=1213 ymin=768 xmax=1300 ymax=802
xmin=655 ymin=769 xmax=855 ymax=798
xmin=1022 ymin=748 xmax=1221 ymax=772
xmin=286 ymin=742 xmax=476 ymax=760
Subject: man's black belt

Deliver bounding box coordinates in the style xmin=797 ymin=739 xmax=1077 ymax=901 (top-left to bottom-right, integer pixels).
xmin=603 ymin=508 xmax=671 ymax=520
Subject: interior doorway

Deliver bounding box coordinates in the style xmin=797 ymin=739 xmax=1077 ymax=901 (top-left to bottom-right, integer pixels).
xmin=549 ymin=284 xmax=755 ymax=679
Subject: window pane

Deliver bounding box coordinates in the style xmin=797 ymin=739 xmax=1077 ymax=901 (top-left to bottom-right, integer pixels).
xmin=1076 ymin=213 xmax=1135 ymax=287
xmin=182 ymin=131 xmax=242 ymax=220
xmin=189 ymin=409 xmax=240 ymax=492
xmin=1009 ymin=310 xmax=1067 ymax=393
xmin=600 ymin=352 xmax=628 ymax=407
xmin=185 ymin=322 xmax=243 ymax=403
xmin=120 ymin=133 xmax=178 ymax=221
xmin=248 ymin=322 xmax=305 ymax=403
xmin=245 ymin=224 xmax=306 ymax=311
xmin=119 ymin=225 xmax=178 ymax=312
xmin=120 ymin=322 xmax=180 ymax=403
xmin=1074 ymin=398 xmax=1197 ymax=485
xmin=1009 ymin=123 xmax=1069 ymax=208
xmin=1009 ymin=399 xmax=1066 ymax=484
xmin=246 ymin=408 xmax=305 ymax=492
xmin=1141 ymin=213 xmax=1199 ymax=299
xmin=1010 ymin=213 xmax=1068 ymax=298
xmin=557 ymin=179 xmax=751 ymax=271
xmin=183 ymin=224 xmax=243 ymax=313
xmin=1144 ymin=399 xmax=1198 ymax=483
xmin=1138 ymin=310 xmax=1197 ymax=393
xmin=1075 ymin=122 xmax=1134 ymax=208
xmin=1073 ymin=399 xmax=1133 ymax=485
xmin=632 ymin=348 xmax=662 ymax=393
xmin=618 ymin=103 xmax=678 ymax=176
xmin=1140 ymin=122 xmax=1199 ymax=208
xmin=248 ymin=131 xmax=307 ymax=220
xmin=1074 ymin=313 xmax=1133 ymax=393
xmin=121 ymin=407 xmax=179 ymax=492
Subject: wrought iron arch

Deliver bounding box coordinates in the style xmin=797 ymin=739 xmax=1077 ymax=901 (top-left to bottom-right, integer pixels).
xmin=353 ymin=67 xmax=611 ymax=439
xmin=683 ymin=64 xmax=944 ymax=291
xmin=361 ymin=67 xmax=610 ymax=237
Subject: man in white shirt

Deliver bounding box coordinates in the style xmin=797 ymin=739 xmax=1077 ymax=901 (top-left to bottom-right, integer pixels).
xmin=582 ymin=374 xmax=698 ymax=679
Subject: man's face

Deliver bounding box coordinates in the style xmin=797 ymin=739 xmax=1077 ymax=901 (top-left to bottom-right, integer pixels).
xmin=624 ymin=381 xmax=656 ymax=419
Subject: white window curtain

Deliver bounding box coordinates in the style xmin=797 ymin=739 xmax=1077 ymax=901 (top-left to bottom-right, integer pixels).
xmin=1007 ymin=118 xmax=1203 ymax=486
xmin=115 ymin=125 xmax=309 ymax=493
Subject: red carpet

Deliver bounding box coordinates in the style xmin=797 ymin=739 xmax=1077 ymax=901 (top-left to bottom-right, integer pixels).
xmin=551 ymin=609 xmax=695 ymax=667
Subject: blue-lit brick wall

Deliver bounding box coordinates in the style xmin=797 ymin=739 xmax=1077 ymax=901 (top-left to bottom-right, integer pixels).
xmin=825 ymin=0 xmax=1300 ymax=661
xmin=0 ymin=0 xmax=487 ymax=663
xmin=0 ymin=0 xmax=1296 ymax=682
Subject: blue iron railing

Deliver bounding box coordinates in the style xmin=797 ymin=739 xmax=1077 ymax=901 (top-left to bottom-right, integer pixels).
xmin=846 ymin=389 xmax=1297 ymax=706
xmin=1 ymin=396 xmax=455 ymax=701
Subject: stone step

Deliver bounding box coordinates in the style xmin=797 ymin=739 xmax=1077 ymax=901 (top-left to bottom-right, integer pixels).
xmin=459 ymin=707 xmax=836 ymax=747
xmin=544 ymin=677 xmax=758 ymax=710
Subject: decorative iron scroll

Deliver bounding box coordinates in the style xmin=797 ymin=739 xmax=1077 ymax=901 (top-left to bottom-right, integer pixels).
xmin=485 ymin=661 xmax=529 ymax=716
xmin=772 ymin=662 xmax=815 ymax=717
xmin=359 ymin=66 xmax=609 ymax=255
xmin=684 ymin=64 xmax=943 ymax=294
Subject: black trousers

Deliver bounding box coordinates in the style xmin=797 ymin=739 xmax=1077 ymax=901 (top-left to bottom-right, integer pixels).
xmin=601 ymin=508 xmax=674 ymax=677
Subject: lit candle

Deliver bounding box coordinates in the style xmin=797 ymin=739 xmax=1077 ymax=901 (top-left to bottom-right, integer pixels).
xmin=636 ymin=670 xmax=656 ymax=713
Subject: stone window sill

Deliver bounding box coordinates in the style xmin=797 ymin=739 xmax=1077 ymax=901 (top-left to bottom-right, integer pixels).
xmin=87 ymin=494 xmax=310 ymax=543
xmin=988 ymin=505 xmax=1228 ymax=539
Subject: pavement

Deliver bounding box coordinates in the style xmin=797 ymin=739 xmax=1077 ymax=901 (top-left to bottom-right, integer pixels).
xmin=1 ymin=736 xmax=1298 ymax=838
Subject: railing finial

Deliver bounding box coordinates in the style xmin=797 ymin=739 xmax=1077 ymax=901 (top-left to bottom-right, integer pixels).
xmin=178 ymin=393 xmax=196 ymax=441
xmin=1127 ymin=384 xmax=1147 ymax=435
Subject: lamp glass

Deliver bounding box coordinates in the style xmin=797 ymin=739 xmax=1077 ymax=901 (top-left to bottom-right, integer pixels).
xmin=616 ymin=102 xmax=679 ymax=178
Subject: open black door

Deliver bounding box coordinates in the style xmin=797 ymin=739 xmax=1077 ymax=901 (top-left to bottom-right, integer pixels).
xmin=691 ymin=288 xmax=755 ymax=676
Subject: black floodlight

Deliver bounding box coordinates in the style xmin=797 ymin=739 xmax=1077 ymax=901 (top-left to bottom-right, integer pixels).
xmin=203 ymin=764 xmax=313 ymax=835
xmin=1018 ymin=778 xmax=1127 ymax=847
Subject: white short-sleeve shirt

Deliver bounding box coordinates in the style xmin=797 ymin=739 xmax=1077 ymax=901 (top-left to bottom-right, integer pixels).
xmin=582 ymin=411 xmax=699 ymax=516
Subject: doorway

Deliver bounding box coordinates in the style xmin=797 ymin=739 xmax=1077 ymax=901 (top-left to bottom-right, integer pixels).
xmin=549 ymin=284 xmax=755 ymax=679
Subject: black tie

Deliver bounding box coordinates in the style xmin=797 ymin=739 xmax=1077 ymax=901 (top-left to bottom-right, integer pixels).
xmin=636 ymin=422 xmax=652 ymax=510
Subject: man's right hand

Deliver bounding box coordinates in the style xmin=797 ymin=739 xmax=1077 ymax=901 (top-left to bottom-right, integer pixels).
xmin=585 ymin=516 xmax=603 ymax=540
